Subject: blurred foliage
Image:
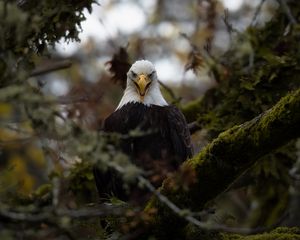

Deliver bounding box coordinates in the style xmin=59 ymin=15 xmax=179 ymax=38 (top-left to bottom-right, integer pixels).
xmin=68 ymin=160 xmax=96 ymax=202
xmin=181 ymin=1 xmax=300 ymax=230
xmin=0 ymin=0 xmax=299 ymax=239
xmin=0 ymin=0 xmax=95 ymax=87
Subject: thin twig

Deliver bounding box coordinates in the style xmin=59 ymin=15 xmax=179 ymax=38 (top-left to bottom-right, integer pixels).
xmin=2 ymin=124 xmax=32 ymax=136
xmin=0 ymin=204 xmax=125 ymax=240
xmin=250 ymin=0 xmax=267 ymax=26
xmin=222 ymin=9 xmax=238 ymax=34
xmin=57 ymin=90 xmax=103 ymax=105
xmin=138 ymin=176 xmax=287 ymax=234
xmin=55 ymin=206 xmax=125 ymax=218
xmin=30 ymin=60 xmax=72 ymax=77
xmin=0 ymin=204 xmax=125 ymax=222
xmin=56 ymin=95 xmax=91 ymax=105
xmin=94 ymin=143 xmax=283 ymax=235
xmin=188 ymin=121 xmax=201 ymax=134
xmin=277 ymin=0 xmax=297 ymax=25
xmin=0 ymin=137 xmax=34 ymax=146
xmin=0 ymin=207 xmax=50 ymax=222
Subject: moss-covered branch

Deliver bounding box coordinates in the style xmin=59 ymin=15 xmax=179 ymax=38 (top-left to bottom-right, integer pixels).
xmin=180 ymin=88 xmax=218 ymax=124
xmin=221 ymin=227 xmax=300 ymax=240
xmin=181 ymin=3 xmax=300 ymax=137
xmin=146 ymin=89 xmax=300 ymax=239
xmin=181 ymin=97 xmax=203 ymax=123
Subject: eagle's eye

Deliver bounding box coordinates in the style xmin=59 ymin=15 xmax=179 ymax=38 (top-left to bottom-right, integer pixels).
xmin=131 ymin=71 xmax=137 ymax=78
xmin=148 ymin=71 xmax=155 ymax=78
xmin=145 ymin=81 xmax=151 ymax=89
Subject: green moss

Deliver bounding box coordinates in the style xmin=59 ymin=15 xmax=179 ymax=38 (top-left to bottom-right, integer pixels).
xmin=181 ymin=97 xmax=203 ymax=123
xmin=184 ymin=10 xmax=300 ymax=139
xmin=185 ymin=224 xmax=223 ymax=240
xmin=272 ymin=227 xmax=300 ymax=234
xmin=68 ymin=161 xmax=97 ymax=203
xmin=184 ymin=227 xmax=300 ymax=240
xmin=146 ymin=89 xmax=300 ymax=238
xmin=181 ymin=88 xmax=221 ymax=124
xmin=221 ymin=227 xmax=300 ymax=240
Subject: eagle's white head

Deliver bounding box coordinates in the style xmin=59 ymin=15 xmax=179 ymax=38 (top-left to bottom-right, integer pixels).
xmin=116 ymin=60 xmax=168 ymax=110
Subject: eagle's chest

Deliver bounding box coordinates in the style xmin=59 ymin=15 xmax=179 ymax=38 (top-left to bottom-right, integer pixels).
xmin=125 ymin=107 xmax=175 ymax=173
xmin=117 ymin=104 xmax=172 ymax=160
xmin=104 ymin=102 xmax=190 ymax=178
xmin=119 ymin=103 xmax=167 ymax=133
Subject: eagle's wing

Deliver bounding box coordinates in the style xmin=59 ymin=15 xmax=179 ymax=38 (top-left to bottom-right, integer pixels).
xmin=93 ymin=166 xmax=126 ymax=201
xmin=93 ymin=110 xmax=129 ymax=201
xmin=167 ymin=105 xmax=193 ymax=162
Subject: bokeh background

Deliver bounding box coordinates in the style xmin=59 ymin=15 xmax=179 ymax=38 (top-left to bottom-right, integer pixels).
xmin=1 ymin=0 xmax=300 ymax=239
xmin=42 ymin=0 xmax=280 ymax=129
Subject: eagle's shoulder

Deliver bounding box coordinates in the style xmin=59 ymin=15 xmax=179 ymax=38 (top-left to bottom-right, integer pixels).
xmin=161 ymin=104 xmax=193 ymax=160
xmin=103 ymin=102 xmax=146 ymax=133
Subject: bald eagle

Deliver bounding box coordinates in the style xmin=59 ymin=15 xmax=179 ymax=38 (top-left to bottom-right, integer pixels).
xmin=94 ymin=60 xmax=192 ymax=201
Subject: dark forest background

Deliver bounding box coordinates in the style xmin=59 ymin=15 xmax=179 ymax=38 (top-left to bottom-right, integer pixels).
xmin=0 ymin=0 xmax=300 ymax=239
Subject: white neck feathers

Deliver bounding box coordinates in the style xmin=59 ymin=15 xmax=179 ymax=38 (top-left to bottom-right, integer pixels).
xmin=116 ymin=80 xmax=168 ymax=110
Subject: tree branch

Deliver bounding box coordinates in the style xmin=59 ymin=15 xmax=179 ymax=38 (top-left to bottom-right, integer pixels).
xmin=250 ymin=0 xmax=267 ymax=26
xmin=0 ymin=204 xmax=125 ymax=223
xmin=181 ymin=97 xmax=203 ymax=123
xmin=146 ymin=89 xmax=300 ymax=239
xmin=277 ymin=0 xmax=298 ymax=25
xmin=139 ymin=176 xmax=286 ymax=235
xmin=30 ymin=60 xmax=72 ymax=77
xmin=188 ymin=121 xmax=200 ymax=134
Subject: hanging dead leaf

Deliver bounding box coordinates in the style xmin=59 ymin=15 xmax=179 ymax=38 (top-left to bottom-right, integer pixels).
xmin=185 ymin=50 xmax=204 ymax=73
xmin=106 ymin=47 xmax=131 ymax=89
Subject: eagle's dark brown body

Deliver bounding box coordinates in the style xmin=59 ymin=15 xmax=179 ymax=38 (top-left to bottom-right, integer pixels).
xmin=106 ymin=103 xmax=191 ymax=161
xmin=94 ymin=101 xmax=191 ymax=201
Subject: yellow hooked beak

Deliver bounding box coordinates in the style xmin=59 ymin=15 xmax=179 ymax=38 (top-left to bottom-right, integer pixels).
xmin=134 ymin=74 xmax=151 ymax=99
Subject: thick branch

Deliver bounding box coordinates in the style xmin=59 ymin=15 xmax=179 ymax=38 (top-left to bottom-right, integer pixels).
xmin=146 ymin=89 xmax=300 ymax=239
